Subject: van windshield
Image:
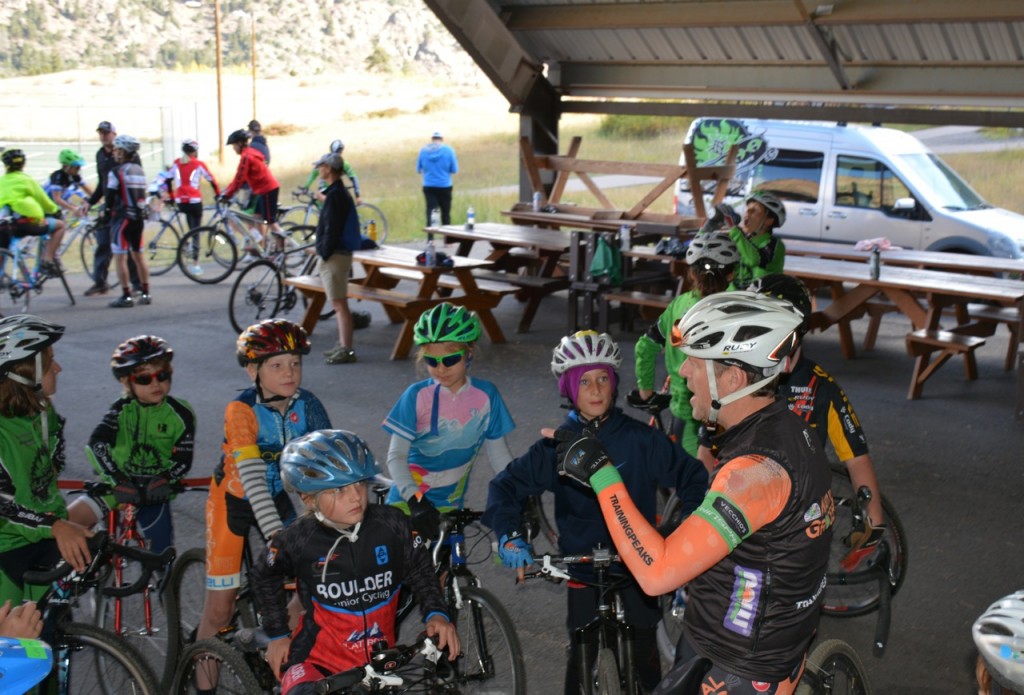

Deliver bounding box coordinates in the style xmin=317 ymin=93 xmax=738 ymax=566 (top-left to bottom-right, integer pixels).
xmin=895 ymin=154 xmax=990 ymax=211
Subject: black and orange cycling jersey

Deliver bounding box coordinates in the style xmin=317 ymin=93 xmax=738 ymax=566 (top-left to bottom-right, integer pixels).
xmin=594 ymin=399 xmax=834 ymax=683
xmin=780 ymin=354 xmax=869 ymax=461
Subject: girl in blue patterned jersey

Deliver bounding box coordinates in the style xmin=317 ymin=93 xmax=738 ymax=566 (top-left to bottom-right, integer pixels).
xmin=381 ymin=303 xmax=515 ymax=538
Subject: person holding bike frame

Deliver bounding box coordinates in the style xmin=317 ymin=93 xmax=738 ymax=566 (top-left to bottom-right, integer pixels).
xmin=221 ymin=128 xmax=284 ymax=261
xmin=251 ymin=429 xmax=459 ymax=695
xmin=163 ymin=139 xmax=220 ymax=232
xmin=483 ymin=330 xmax=707 ymax=694
xmin=66 ymin=335 xmax=196 ymax=558
xmin=551 ymin=294 xmax=834 ymax=695
xmin=45 ymin=149 xmax=93 ymax=219
xmin=0 ymin=315 xmax=94 ymax=607
xmin=0 ymin=149 xmax=66 ymax=276
xmin=633 ymin=233 xmax=738 ymax=458
xmin=383 ymin=303 xmax=516 ymax=537
xmin=303 ymin=139 xmax=362 ymax=204
xmin=749 ymin=274 xmax=886 ymax=555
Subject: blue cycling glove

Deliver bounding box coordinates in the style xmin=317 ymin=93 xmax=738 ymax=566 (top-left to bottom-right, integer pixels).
xmin=498 ymin=532 xmax=533 ymax=569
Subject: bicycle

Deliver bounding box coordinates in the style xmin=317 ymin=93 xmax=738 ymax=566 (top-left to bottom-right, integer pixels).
xmin=177 ymin=199 xmax=314 ymax=284
xmin=61 ymin=476 xmax=209 ymax=689
xmin=135 ymin=195 xmax=191 ymax=276
xmin=0 ymin=221 xmax=76 ymax=315
xmin=313 ymin=633 xmax=453 ymax=694
xmin=227 ymin=224 xmax=330 ymax=333
xmin=23 ymin=532 xmax=172 ymax=695
xmin=523 ymin=546 xmax=647 ymax=695
xmin=164 ymin=532 xmax=282 ymax=694
xmin=280 ymin=187 xmax=390 ymax=243
xmin=391 ymin=504 xmax=527 ymax=695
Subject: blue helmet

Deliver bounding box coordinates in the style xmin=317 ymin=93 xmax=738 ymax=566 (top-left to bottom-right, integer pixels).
xmin=280 ymin=430 xmax=379 ymax=494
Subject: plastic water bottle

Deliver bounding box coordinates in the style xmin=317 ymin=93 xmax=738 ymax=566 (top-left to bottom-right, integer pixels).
xmin=619 ymin=223 xmax=631 ymax=251
xmin=532 ymin=191 xmax=541 ymax=212
xmin=425 ymin=239 xmax=436 ymax=266
xmin=869 ymin=247 xmax=880 ymax=280
xmin=466 ymin=206 xmax=475 ymax=230
xmin=430 ymin=208 xmax=441 ymax=228
xmin=367 ymin=219 xmax=377 ymax=241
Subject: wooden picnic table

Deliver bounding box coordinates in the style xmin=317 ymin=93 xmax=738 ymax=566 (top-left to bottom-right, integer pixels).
xmin=283 ymin=245 xmax=506 ymax=360
xmin=786 ymin=240 xmax=1024 ymax=275
xmin=425 ymin=222 xmax=571 ymax=332
xmin=784 ymin=255 xmax=1024 ymax=404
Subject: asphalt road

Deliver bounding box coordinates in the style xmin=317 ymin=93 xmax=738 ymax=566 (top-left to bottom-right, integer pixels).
xmin=32 ymin=252 xmax=1024 ymax=694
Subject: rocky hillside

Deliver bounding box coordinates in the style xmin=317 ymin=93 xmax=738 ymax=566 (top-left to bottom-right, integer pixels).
xmin=0 ymin=0 xmax=481 ymax=83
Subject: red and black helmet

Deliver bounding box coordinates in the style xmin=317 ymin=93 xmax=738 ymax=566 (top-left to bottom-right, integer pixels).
xmin=236 ymin=319 xmax=310 ymax=366
xmin=111 ymin=335 xmax=173 ymax=378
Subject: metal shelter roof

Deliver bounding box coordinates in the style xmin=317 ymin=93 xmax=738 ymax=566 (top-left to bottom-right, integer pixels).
xmin=425 ymin=0 xmax=1024 ymax=126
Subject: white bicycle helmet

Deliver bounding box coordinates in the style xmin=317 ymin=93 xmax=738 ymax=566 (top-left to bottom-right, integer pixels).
xmin=113 ymin=134 xmax=140 ymax=154
xmin=973 ymin=591 xmax=1024 ymax=693
xmin=551 ymin=330 xmax=622 ymax=377
xmin=673 ymin=291 xmax=801 ymax=425
xmin=0 ymin=314 xmax=64 ymax=382
xmin=686 ymin=232 xmax=739 ymax=270
xmin=746 ymin=190 xmax=786 ymax=228
xmin=182 ymin=139 xmax=199 ymax=153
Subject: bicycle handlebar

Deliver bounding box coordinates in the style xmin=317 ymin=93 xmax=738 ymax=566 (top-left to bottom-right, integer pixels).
xmin=59 ymin=477 xmax=209 ymax=494
xmin=523 ymin=547 xmax=622 ymax=584
xmin=314 ymin=634 xmax=444 ymax=694
xmin=23 ymin=532 xmax=175 ymax=590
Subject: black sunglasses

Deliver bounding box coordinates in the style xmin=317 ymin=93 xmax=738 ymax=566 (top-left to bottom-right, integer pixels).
xmin=130 ymin=369 xmax=173 ymax=386
xmin=423 ymin=350 xmax=466 ymax=369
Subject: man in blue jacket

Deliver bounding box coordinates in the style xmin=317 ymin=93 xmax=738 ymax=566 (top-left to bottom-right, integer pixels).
xmin=416 ymin=131 xmax=458 ymax=225
xmin=483 ymin=330 xmax=708 ymax=694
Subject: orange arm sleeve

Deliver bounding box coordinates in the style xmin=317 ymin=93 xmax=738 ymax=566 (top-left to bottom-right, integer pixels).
xmin=596 ymin=455 xmax=792 ymax=596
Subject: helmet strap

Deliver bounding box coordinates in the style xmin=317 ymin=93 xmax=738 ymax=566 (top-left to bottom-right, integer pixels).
xmin=253 ymin=373 xmax=286 ymax=404
xmin=704 ymin=361 xmax=775 ymax=426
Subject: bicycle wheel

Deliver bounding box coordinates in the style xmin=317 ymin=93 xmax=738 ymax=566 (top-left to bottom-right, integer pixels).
xmin=447 ymin=586 xmax=527 ymax=695
xmin=278 ymin=203 xmax=318 ymax=229
xmin=60 ymin=621 xmax=161 ymax=695
xmin=164 ymin=547 xmax=207 ymax=651
xmin=593 ymin=646 xmax=623 ymax=695
xmin=0 ymin=249 xmax=28 ymax=316
xmin=93 ymin=554 xmax=174 ymax=688
xmin=356 ymin=202 xmax=388 ymax=243
xmin=280 ymin=224 xmax=317 ymax=272
xmin=171 ymin=638 xmax=263 ymax=694
xmin=178 ymin=226 xmax=238 ymax=284
xmin=794 ymin=639 xmax=872 ymax=695
xmin=822 ymin=464 xmax=908 ymax=617
xmin=80 ymin=225 xmax=100 ymax=281
xmin=144 ymin=218 xmax=182 ymax=276
xmin=228 ymin=260 xmax=284 ymax=333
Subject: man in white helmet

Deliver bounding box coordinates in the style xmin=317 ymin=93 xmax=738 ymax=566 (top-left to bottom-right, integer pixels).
xmin=552 ymin=292 xmax=835 ymax=695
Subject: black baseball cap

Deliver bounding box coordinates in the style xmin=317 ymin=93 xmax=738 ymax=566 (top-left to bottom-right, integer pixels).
xmin=97 ymin=121 xmax=115 ymax=133
xmin=247 ymin=120 xmax=261 ymax=132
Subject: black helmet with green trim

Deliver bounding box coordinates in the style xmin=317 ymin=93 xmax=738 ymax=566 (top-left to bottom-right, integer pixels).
xmin=413 ymin=302 xmax=481 ymax=345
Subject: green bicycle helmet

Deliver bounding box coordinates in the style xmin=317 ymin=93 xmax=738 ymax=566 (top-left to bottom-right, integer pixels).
xmin=413 ymin=302 xmax=481 ymax=345
xmin=59 ymin=149 xmax=85 ymax=167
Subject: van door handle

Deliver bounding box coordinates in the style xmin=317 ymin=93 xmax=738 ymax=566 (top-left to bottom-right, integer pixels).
xmin=799 ymin=208 xmax=817 ymax=216
xmin=828 ymin=211 xmax=848 ymax=219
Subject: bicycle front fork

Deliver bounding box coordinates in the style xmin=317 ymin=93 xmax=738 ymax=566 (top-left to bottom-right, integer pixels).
xmin=573 ymin=621 xmax=639 ymax=695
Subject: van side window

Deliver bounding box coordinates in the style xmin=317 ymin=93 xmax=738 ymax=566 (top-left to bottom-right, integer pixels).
xmin=751 ymin=149 xmax=824 ymax=204
xmin=835 ymin=155 xmax=915 ymax=215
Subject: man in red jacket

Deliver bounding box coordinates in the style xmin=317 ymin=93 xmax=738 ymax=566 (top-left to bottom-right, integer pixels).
xmin=220 ymin=129 xmax=284 ymax=258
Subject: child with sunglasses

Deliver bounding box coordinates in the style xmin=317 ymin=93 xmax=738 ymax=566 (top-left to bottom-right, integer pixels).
xmin=68 ymin=335 xmax=195 ymax=557
xmin=381 ymin=303 xmax=515 ymax=539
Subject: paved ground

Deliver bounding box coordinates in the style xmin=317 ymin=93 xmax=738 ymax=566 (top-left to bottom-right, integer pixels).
xmin=35 ymin=253 xmax=1024 ymax=693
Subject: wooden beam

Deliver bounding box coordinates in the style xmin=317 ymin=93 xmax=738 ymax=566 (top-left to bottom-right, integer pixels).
xmin=549 ymin=136 xmax=582 ymax=204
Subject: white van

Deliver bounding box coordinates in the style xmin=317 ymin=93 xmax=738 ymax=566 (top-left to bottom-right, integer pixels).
xmin=676 ymin=118 xmax=1024 ymax=259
